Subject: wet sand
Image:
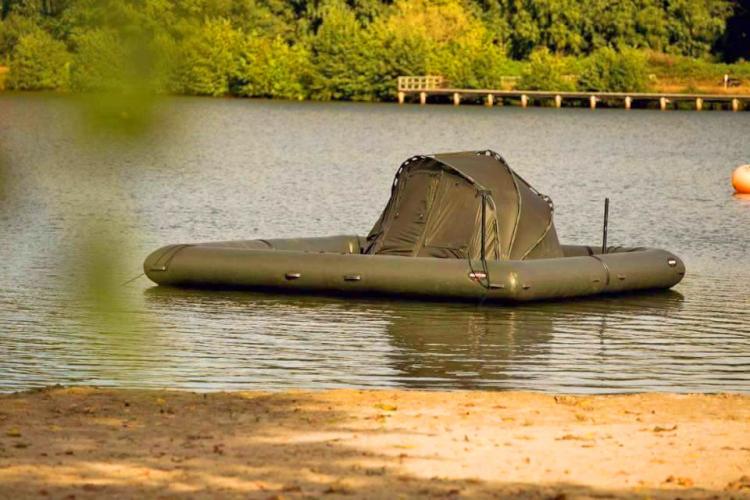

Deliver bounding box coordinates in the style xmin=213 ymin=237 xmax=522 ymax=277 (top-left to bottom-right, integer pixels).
xmin=0 ymin=387 xmax=748 ymax=499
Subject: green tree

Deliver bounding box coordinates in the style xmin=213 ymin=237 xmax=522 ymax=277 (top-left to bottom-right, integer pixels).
xmin=69 ymin=28 xmax=124 ymax=91
xmin=633 ymin=4 xmax=668 ymax=51
xmin=308 ymin=0 xmax=377 ymax=100
xmin=532 ymin=0 xmax=586 ymax=55
xmin=476 ymin=0 xmax=510 ymax=50
xmin=7 ymin=28 xmax=70 ymax=89
xmin=236 ymin=36 xmax=310 ymax=99
xmin=0 ymin=11 xmax=38 ymax=57
xmin=581 ymin=0 xmax=637 ymax=52
xmin=519 ymin=47 xmax=575 ymax=90
xmin=230 ymin=0 xmax=299 ymax=40
xmin=578 ymin=47 xmax=649 ymax=92
xmin=368 ymin=0 xmax=509 ymax=94
xmin=507 ymin=6 xmax=539 ymax=59
xmin=365 ymin=3 xmax=434 ymax=100
xmin=503 ymin=0 xmax=731 ymax=59
xmin=666 ymin=0 xmax=732 ymax=57
xmin=171 ymin=18 xmax=243 ymax=96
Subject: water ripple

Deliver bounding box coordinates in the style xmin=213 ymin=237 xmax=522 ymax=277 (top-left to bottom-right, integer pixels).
xmin=0 ymin=96 xmax=749 ymax=393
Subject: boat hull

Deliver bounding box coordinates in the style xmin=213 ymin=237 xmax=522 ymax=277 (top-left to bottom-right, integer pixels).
xmin=143 ymin=235 xmax=685 ymax=303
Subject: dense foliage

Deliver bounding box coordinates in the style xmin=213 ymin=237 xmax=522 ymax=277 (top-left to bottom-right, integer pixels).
xmin=0 ymin=0 xmax=746 ymax=98
xmin=578 ymin=47 xmax=650 ymax=92
xmin=6 ymin=28 xmax=69 ymax=89
xmin=518 ymin=48 xmax=576 ymax=91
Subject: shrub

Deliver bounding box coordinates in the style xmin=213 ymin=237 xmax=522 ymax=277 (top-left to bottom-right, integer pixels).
xmin=69 ymin=29 xmax=125 ymax=92
xmin=150 ymin=33 xmax=180 ymax=94
xmin=429 ymin=37 xmax=510 ymax=90
xmin=7 ymin=29 xmax=70 ymax=90
xmin=470 ymin=41 xmax=513 ymax=89
xmin=308 ymin=0 xmax=379 ymax=101
xmin=366 ymin=19 xmax=433 ymax=100
xmin=236 ymin=37 xmax=310 ymax=100
xmin=519 ymin=48 xmax=575 ymax=90
xmin=364 ymin=0 xmax=510 ymax=97
xmin=578 ymin=47 xmax=649 ymax=92
xmin=170 ymin=19 xmax=244 ymax=96
xmin=0 ymin=13 xmax=39 ymax=58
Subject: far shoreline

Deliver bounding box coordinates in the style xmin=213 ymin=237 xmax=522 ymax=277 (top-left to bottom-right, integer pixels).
xmin=1 ymin=87 xmax=749 ymax=112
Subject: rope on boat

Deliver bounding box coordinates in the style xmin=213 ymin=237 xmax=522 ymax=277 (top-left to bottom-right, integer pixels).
xmin=120 ymin=272 xmax=145 ymax=286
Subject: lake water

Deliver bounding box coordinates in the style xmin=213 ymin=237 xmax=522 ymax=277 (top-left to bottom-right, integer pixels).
xmin=0 ymin=94 xmax=748 ymax=393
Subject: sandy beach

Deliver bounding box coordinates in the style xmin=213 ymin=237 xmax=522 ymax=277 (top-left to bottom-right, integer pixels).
xmin=0 ymin=387 xmax=748 ymax=498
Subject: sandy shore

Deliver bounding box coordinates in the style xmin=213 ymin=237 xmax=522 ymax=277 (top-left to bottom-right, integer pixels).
xmin=0 ymin=387 xmax=748 ymax=499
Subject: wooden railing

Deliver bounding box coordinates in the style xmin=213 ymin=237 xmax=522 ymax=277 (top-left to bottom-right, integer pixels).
xmin=397 ymin=76 xmax=445 ymax=91
xmin=396 ymin=77 xmax=748 ymax=111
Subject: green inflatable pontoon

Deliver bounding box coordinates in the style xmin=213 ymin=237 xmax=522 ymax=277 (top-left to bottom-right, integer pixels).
xmin=144 ymin=150 xmax=685 ymax=302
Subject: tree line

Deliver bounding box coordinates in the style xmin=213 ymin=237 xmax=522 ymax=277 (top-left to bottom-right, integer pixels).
xmin=0 ymin=0 xmax=747 ymax=98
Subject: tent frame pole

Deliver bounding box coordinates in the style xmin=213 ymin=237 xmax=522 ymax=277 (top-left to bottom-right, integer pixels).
xmin=481 ymin=191 xmax=486 ymax=262
xmin=476 ymin=190 xmax=495 ymax=292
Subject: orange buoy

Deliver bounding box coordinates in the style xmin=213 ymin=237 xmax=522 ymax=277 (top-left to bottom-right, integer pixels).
xmin=732 ymin=165 xmax=750 ymax=194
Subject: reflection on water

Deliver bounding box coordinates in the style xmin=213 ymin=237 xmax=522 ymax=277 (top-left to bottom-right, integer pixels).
xmin=0 ymin=95 xmax=749 ymax=393
xmin=133 ymin=287 xmax=744 ymax=393
xmin=385 ymin=291 xmax=699 ymax=391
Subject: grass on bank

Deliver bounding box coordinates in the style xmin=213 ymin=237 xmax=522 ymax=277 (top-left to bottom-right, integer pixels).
xmin=647 ymin=53 xmax=750 ymax=95
xmin=515 ymin=49 xmax=750 ymax=96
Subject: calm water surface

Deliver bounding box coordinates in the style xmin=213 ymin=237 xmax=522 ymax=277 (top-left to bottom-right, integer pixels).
xmin=0 ymin=95 xmax=748 ymax=393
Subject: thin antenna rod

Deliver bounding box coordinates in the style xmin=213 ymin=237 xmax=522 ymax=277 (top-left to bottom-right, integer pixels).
xmin=602 ymin=197 xmax=610 ymax=254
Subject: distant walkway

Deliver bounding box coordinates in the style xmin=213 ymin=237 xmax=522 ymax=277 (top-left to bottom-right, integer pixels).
xmin=398 ymin=76 xmax=749 ymax=111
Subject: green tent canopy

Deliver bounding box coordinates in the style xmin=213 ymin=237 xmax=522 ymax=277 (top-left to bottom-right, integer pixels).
xmin=365 ymin=150 xmax=563 ymax=260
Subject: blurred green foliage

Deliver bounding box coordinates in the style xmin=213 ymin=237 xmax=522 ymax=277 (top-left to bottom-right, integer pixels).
xmin=0 ymin=0 xmax=745 ymax=97
xmin=69 ymin=29 xmax=124 ymax=92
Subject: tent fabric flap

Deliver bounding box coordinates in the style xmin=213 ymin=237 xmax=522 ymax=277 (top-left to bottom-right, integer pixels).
xmin=365 ymin=151 xmax=562 ymax=261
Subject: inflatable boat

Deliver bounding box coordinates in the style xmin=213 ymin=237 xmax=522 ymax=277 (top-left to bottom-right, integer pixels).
xmin=144 ymin=151 xmax=685 ymax=303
